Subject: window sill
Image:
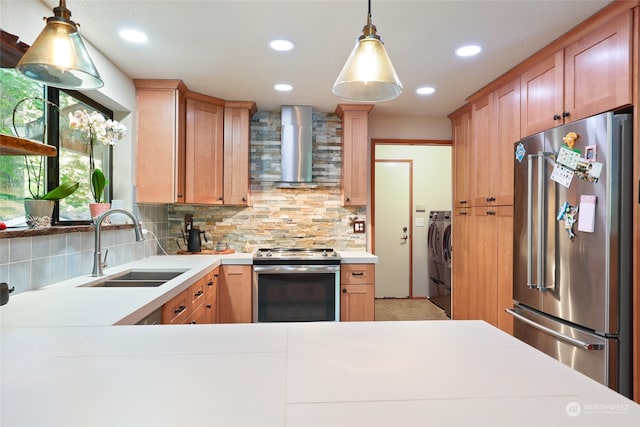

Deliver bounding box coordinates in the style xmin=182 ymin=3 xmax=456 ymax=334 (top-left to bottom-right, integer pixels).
xmin=0 ymin=224 xmax=134 ymax=239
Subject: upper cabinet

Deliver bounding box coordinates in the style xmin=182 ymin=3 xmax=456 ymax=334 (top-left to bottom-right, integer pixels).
xmin=224 ymin=101 xmax=257 ymax=206
xmin=184 ymin=91 xmax=225 ymax=205
xmin=135 ymin=79 xmax=256 ymax=206
xmin=135 ymin=79 xmax=187 ymax=204
xmin=449 ymin=105 xmax=472 ymax=208
xmin=471 ymin=79 xmax=520 ymax=207
xmin=521 ymin=10 xmax=632 ymax=137
xmin=335 ymin=104 xmax=374 ymax=206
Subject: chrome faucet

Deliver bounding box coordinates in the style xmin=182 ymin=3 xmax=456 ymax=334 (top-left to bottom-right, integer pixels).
xmin=92 ymin=208 xmax=145 ymax=277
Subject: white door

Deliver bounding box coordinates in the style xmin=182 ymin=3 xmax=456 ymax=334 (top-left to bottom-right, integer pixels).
xmin=374 ymin=160 xmax=412 ymax=297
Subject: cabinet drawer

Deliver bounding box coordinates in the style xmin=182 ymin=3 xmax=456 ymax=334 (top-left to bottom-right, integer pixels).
xmin=161 ymin=290 xmax=190 ymax=324
xmin=186 ymin=301 xmax=207 ymax=325
xmin=190 ymin=279 xmax=207 ymax=307
xmin=341 ymin=264 xmax=375 ymax=285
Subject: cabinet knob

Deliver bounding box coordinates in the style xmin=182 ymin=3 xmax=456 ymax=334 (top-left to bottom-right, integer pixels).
xmin=351 ymin=272 xmax=364 ymax=276
xmin=206 ymin=304 xmax=212 ymax=309
xmin=562 ymin=111 xmax=570 ymax=118
xmin=486 ymin=197 xmax=496 ymax=202
xmin=242 ymin=197 xmax=247 ymax=202
xmin=459 ymin=200 xmax=467 ymax=204
xmin=190 ymin=320 xmax=197 ymax=324
xmin=218 ymin=197 xmax=223 ymax=201
xmin=345 ymin=197 xmax=350 ymax=202
xmin=174 ymin=305 xmax=187 ymax=314
xmin=194 ymin=290 xmax=204 ymax=297
xmin=342 ymin=288 xmax=347 ymax=293
xmin=460 ymin=211 xmax=468 ymax=216
xmin=553 ymin=114 xmax=561 ymax=121
xmin=486 ymin=211 xmax=496 ymax=216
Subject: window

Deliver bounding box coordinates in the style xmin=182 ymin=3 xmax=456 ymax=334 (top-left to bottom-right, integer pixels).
xmin=1 ymin=33 xmax=113 ymax=226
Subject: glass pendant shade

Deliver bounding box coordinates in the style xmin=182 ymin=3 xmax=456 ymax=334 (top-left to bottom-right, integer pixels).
xmin=332 ymin=35 xmax=402 ymax=102
xmin=16 ymin=1 xmax=103 ymax=90
xmin=332 ymin=2 xmax=402 ymax=103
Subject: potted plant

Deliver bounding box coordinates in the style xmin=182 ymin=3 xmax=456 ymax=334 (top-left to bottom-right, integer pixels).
xmin=23 ymin=162 xmax=79 ymax=228
xmin=68 ymin=109 xmax=126 ymax=218
xmin=88 ymin=167 xmax=110 ymax=219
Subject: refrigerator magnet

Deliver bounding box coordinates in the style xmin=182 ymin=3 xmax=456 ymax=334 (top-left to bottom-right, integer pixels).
xmin=550 ymin=163 xmax=574 ymax=188
xmin=556 ymin=145 xmax=582 ymax=169
xmin=575 ymin=161 xmax=603 ymax=183
xmin=577 ymin=195 xmax=596 ymax=233
xmin=584 ymin=145 xmax=597 ymax=162
xmin=515 ymin=143 xmax=526 ymax=163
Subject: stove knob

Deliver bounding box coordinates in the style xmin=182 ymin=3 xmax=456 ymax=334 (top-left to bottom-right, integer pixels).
xmin=322 ymin=250 xmax=327 ymax=257
xmin=266 ymin=250 xmax=272 ymax=257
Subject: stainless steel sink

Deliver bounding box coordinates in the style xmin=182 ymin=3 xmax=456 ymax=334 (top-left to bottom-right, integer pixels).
xmin=81 ymin=269 xmax=188 ymax=288
xmin=108 ymin=270 xmax=187 ymax=281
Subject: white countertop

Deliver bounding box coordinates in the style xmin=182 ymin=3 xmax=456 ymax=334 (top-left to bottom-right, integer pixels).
xmin=337 ymin=251 xmax=378 ymax=263
xmin=1 ymin=320 xmax=638 ymax=426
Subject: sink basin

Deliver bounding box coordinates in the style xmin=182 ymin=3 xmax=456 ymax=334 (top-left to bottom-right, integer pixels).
xmin=81 ymin=269 xmax=188 ymax=288
xmin=108 ymin=270 xmax=187 ymax=281
xmin=93 ymin=280 xmax=167 ymax=288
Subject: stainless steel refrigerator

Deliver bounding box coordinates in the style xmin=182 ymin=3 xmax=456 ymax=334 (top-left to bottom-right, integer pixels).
xmin=507 ymin=111 xmax=633 ymax=398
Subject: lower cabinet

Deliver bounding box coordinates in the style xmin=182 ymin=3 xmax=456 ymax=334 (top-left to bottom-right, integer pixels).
xmin=467 ymin=206 xmax=514 ymax=334
xmin=218 ymin=265 xmax=252 ymax=323
xmin=340 ymin=264 xmax=375 ymax=321
xmin=161 ymin=268 xmax=219 ymax=324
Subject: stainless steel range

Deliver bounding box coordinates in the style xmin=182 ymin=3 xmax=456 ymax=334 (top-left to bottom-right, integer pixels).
xmin=253 ymin=248 xmax=341 ymax=322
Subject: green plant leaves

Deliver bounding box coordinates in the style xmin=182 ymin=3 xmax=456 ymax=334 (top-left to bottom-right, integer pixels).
xmin=91 ymin=168 xmax=109 ymax=203
xmin=41 ymin=181 xmax=79 ymax=201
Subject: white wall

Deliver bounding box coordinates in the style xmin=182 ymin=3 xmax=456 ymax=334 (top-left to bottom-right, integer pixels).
xmin=373 ymin=117 xmax=453 ymax=298
xmin=1 ymin=0 xmax=137 ymax=208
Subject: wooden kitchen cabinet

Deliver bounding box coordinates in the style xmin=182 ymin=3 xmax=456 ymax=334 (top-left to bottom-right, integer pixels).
xmin=520 ymin=10 xmax=632 ymax=137
xmin=340 ymin=264 xmax=375 ymax=321
xmin=218 ymin=265 xmax=252 ymax=323
xmin=223 ymin=101 xmax=257 ymax=206
xmin=449 ymin=105 xmax=473 ymax=208
xmin=161 ymin=287 xmax=191 ymax=324
xmin=335 ymin=104 xmax=374 ymax=206
xmin=451 ymin=207 xmax=471 ymax=320
xmin=184 ymin=91 xmax=225 ymax=205
xmin=135 ymin=79 xmax=187 ymax=204
xmin=161 ymin=270 xmax=219 ymax=325
xmin=472 ymin=79 xmax=520 ymax=207
xmin=468 ymin=206 xmax=513 ymax=334
xmin=204 ymin=268 xmax=220 ymax=324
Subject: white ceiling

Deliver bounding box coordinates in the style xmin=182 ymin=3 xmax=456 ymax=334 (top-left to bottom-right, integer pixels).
xmin=42 ymin=0 xmax=612 ymax=117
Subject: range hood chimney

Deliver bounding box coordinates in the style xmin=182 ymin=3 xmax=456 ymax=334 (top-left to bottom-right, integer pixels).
xmin=276 ymin=105 xmax=317 ymax=188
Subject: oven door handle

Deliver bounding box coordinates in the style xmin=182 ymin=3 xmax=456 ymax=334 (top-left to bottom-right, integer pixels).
xmin=253 ymin=265 xmax=340 ymax=274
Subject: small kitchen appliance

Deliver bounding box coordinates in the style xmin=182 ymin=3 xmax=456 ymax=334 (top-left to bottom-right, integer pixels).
xmin=253 ymin=248 xmax=341 ymax=322
xmin=177 ymin=213 xmax=208 ymax=253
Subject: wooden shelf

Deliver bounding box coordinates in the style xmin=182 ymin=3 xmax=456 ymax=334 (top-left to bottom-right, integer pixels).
xmin=0 ymin=134 xmax=57 ymax=156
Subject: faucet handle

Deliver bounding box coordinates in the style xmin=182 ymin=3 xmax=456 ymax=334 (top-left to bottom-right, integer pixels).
xmin=101 ymin=249 xmax=109 ymax=269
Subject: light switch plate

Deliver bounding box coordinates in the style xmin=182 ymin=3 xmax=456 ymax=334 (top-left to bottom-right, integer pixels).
xmin=415 ymin=217 xmax=425 ymax=227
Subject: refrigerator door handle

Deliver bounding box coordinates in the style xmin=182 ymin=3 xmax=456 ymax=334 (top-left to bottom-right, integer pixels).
xmin=506 ymin=308 xmax=604 ymax=350
xmin=526 ymin=154 xmax=536 ymax=289
xmin=536 ymin=153 xmax=545 ymax=291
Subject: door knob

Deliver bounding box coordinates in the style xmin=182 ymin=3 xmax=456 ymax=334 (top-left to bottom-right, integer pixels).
xmin=401 ymin=227 xmax=408 ymax=242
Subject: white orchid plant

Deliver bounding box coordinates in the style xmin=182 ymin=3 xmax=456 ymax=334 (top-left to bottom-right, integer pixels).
xmin=68 ymin=109 xmax=127 ymax=203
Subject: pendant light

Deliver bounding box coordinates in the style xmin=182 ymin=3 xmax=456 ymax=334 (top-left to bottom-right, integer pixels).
xmin=16 ymin=0 xmax=103 ymax=90
xmin=332 ymin=0 xmax=402 ymax=102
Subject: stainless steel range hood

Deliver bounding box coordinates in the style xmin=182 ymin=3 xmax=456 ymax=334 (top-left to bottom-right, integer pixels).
xmin=276 ymin=105 xmax=318 ymax=188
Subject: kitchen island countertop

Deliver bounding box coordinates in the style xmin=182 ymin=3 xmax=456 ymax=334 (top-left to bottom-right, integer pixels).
xmin=1 ymin=320 xmax=638 ymax=426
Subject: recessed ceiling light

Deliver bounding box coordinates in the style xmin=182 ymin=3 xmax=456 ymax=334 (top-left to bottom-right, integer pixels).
xmin=416 ymin=86 xmax=435 ymax=95
xmin=456 ymin=45 xmax=482 ymax=57
xmin=269 ymin=39 xmax=295 ymax=51
xmin=119 ymin=29 xmax=148 ymax=43
xmin=274 ymin=83 xmax=293 ymax=92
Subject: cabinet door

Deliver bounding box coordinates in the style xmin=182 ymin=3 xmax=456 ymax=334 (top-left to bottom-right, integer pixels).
xmin=185 ymin=97 xmax=224 ymax=204
xmin=336 ymin=104 xmax=374 ymax=206
xmin=205 ymin=268 xmax=219 ymax=324
xmin=520 ymin=51 xmax=564 ymax=138
xmin=135 ymin=80 xmax=186 ymax=203
xmin=451 ymin=208 xmax=471 ymax=320
xmin=218 ymin=265 xmax=252 ymax=323
xmin=472 ymin=95 xmax=493 ymax=206
xmin=496 ymin=207 xmax=514 ymax=335
xmin=470 ymin=207 xmax=499 ymax=326
xmin=451 ymin=107 xmax=472 ymax=208
xmin=224 ymin=102 xmax=256 ymax=205
xmin=494 ymin=79 xmax=520 ymax=206
xmin=340 ymin=284 xmax=374 ymax=321
xmin=564 ymin=11 xmax=632 ymax=121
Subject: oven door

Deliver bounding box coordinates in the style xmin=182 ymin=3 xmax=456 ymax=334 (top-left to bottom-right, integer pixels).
xmin=252 ymin=265 xmax=340 ymax=322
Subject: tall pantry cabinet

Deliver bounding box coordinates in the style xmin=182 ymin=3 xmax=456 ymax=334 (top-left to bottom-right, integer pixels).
xmin=450 ymin=4 xmax=636 ymax=340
